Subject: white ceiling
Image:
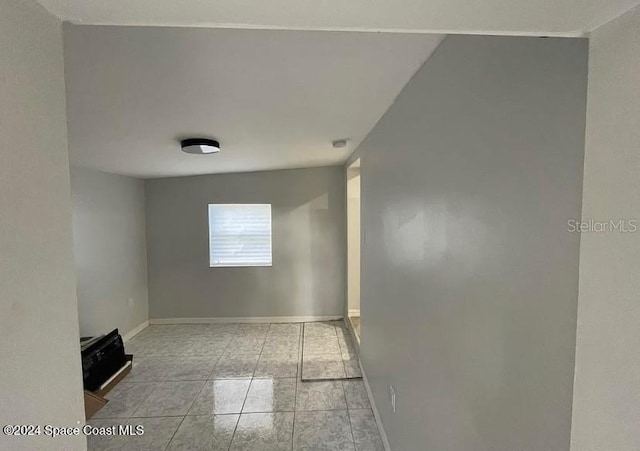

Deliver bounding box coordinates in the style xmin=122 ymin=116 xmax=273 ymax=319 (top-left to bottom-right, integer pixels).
xmin=64 ymin=26 xmax=442 ymax=177
xmin=40 ymin=0 xmax=640 ymax=36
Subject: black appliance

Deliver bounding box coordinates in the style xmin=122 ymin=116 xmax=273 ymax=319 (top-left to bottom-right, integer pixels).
xmin=81 ymin=329 xmax=126 ymax=391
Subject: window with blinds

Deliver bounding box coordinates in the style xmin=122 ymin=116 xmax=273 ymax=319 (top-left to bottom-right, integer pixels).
xmin=208 ymin=204 xmax=272 ymax=267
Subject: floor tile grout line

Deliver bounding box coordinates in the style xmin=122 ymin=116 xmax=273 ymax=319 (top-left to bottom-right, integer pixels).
xmin=300 ymin=323 xmax=307 ymax=382
xmin=295 ymin=407 xmax=356 ymax=412
xmin=96 ymin=404 xmax=369 ymax=421
xmin=346 ymin=407 xmax=359 ymax=450
xmin=128 ymin=377 xmax=168 ymax=418
xmin=257 ymin=329 xmax=268 ymax=358
xmin=206 ymin=354 xmax=223 ymax=380
xmin=125 ymin=382 xmax=158 ymax=420
xmin=106 ymin=406 xmax=374 ymax=419
xmin=240 ymin=408 xmax=296 ymax=414
xmin=182 ymin=379 xmax=206 ymax=418
xmin=229 ymin=376 xmax=255 ymax=451
xmin=163 ymin=414 xmax=187 ymax=451
xmin=337 ymin=326 xmax=350 ymax=381
xmin=206 ymin=336 xmax=234 ymax=379
xmin=218 ymin=330 xmax=236 ymax=360
xmin=292 ymin=322 xmax=304 ymax=448
xmin=340 ymin=378 xmax=349 ymax=412
xmin=292 ymin=371 xmax=299 ymax=451
xmin=129 ymin=379 xmax=206 ymax=419
xmin=226 ymin=413 xmax=241 ymax=451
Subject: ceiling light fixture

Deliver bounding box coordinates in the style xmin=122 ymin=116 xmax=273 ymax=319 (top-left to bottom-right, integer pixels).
xmin=332 ymin=139 xmax=350 ymax=149
xmin=181 ymin=138 xmax=221 ymax=154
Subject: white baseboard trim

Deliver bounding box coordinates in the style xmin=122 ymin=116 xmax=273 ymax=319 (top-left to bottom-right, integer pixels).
xmin=348 ymin=309 xmax=361 ymax=316
xmin=149 ymin=316 xmax=343 ymax=325
xmin=360 ymin=360 xmax=392 ymax=451
xmin=123 ymin=320 xmax=149 ymax=342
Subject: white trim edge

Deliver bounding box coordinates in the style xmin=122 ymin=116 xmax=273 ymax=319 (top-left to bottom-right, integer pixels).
xmin=360 ymin=360 xmax=392 ymax=451
xmin=348 ymin=309 xmax=361 ymax=316
xmin=123 ymin=320 xmax=149 ymax=342
xmin=98 ymin=361 xmax=132 ymax=390
xmin=149 ymin=316 xmax=343 ymax=325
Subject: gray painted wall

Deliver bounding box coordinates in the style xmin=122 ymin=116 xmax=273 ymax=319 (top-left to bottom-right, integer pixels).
xmin=571 ymin=6 xmax=640 ymax=451
xmin=0 ymin=0 xmax=86 ymax=448
xmin=71 ymin=167 xmax=149 ymax=338
xmin=145 ymin=167 xmax=345 ymax=319
xmin=348 ymin=35 xmax=587 ymax=451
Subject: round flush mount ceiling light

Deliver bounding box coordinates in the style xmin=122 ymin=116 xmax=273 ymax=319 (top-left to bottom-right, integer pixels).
xmin=181 ymin=138 xmax=221 ymax=154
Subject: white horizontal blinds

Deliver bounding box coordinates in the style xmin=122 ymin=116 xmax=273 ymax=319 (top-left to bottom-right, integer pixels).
xmin=208 ymin=204 xmax=272 ymax=267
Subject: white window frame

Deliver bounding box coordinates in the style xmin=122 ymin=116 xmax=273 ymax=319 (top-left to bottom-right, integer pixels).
xmin=208 ymin=203 xmax=273 ymax=268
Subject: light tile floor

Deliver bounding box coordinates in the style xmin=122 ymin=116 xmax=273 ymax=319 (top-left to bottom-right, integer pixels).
xmin=88 ymin=322 xmax=384 ymax=451
xmin=301 ymin=322 xmax=362 ymax=380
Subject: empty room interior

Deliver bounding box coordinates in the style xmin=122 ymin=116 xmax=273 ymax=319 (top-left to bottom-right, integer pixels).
xmin=2 ymin=0 xmax=640 ymax=450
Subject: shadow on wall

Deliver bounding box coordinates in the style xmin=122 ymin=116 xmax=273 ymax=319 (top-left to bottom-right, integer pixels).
xmin=233 ymin=181 xmax=335 ymax=316
xmin=278 ymin=192 xmax=334 ymax=315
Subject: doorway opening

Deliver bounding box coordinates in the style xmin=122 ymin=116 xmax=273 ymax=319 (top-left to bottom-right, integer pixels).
xmin=347 ymin=159 xmax=361 ymax=342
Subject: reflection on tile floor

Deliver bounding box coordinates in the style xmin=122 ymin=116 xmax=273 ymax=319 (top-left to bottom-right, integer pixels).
xmin=88 ymin=322 xmax=383 ymax=450
xmin=301 ymin=321 xmax=362 ymax=380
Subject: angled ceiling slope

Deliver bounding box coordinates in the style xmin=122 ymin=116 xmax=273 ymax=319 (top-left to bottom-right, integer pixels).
xmin=40 ymin=0 xmax=640 ymax=36
xmin=64 ymin=26 xmax=443 ymax=178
